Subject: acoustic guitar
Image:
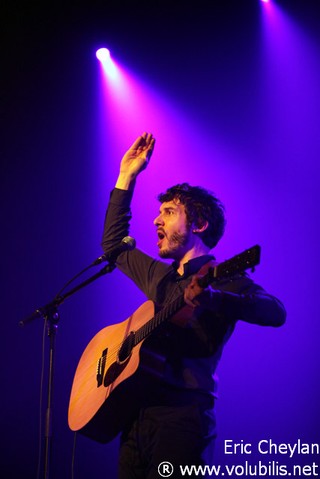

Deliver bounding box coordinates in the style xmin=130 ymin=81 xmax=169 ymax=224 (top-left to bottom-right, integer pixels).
xmin=68 ymin=245 xmax=260 ymax=443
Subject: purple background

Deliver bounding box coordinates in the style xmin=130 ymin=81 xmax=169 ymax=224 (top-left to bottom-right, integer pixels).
xmin=1 ymin=1 xmax=319 ymax=477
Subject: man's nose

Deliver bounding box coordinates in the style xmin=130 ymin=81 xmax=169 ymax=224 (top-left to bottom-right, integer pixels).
xmin=153 ymin=214 xmax=163 ymax=226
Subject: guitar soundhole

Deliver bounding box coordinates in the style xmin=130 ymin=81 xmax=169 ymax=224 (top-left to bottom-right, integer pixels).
xmin=103 ymin=332 xmax=135 ymax=387
xmin=118 ymin=331 xmax=135 ymax=364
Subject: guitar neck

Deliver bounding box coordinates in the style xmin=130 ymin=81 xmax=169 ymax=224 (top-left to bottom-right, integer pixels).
xmin=134 ymin=293 xmax=185 ymax=346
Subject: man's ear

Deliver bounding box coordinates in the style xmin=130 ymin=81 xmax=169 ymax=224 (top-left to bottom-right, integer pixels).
xmin=192 ymin=220 xmax=209 ymax=234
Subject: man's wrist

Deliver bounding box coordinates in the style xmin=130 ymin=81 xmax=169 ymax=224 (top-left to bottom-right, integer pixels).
xmin=115 ymin=172 xmax=137 ymax=190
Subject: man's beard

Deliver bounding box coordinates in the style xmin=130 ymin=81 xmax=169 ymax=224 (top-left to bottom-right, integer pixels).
xmin=158 ymin=230 xmax=190 ymax=259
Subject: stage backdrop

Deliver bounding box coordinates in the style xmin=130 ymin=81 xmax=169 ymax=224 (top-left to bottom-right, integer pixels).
xmin=1 ymin=1 xmax=319 ymax=477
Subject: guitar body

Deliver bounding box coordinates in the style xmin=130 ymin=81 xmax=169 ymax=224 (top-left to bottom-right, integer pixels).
xmin=68 ymin=300 xmax=155 ymax=443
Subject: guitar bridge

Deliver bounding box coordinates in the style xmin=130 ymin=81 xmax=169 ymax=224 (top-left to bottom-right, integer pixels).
xmin=96 ymin=348 xmax=108 ymax=387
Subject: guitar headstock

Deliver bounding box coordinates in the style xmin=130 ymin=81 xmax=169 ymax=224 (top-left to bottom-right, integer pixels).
xmin=210 ymin=245 xmax=261 ymax=282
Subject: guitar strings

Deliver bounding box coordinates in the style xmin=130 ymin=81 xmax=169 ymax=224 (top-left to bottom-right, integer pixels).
xmin=85 ymin=296 xmax=187 ymax=374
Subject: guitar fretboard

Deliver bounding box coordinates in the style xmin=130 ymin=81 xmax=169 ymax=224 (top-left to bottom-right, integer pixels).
xmin=134 ymin=294 xmax=185 ymax=345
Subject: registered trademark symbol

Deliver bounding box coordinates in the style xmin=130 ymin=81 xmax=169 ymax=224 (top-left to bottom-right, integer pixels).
xmin=158 ymin=461 xmax=174 ymax=477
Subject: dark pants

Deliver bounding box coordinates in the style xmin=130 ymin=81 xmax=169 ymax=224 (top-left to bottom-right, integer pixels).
xmin=118 ymin=401 xmax=216 ymax=479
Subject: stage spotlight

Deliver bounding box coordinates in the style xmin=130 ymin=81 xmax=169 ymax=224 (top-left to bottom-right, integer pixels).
xmin=96 ymin=47 xmax=118 ymax=79
xmin=96 ymin=48 xmax=111 ymax=62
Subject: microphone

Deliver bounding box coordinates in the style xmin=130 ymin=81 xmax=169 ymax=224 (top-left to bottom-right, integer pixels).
xmin=92 ymin=236 xmax=136 ymax=265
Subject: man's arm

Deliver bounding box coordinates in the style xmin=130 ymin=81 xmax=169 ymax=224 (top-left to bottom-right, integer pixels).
xmin=184 ymin=274 xmax=286 ymax=327
xmin=101 ymin=133 xmax=167 ymax=301
xmin=102 ymin=132 xmax=155 ymax=252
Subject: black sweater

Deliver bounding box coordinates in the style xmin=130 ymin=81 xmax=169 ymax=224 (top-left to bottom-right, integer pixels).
xmin=102 ymin=188 xmax=286 ymax=400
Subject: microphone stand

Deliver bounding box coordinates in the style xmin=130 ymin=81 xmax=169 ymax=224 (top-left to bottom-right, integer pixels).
xmin=19 ymin=261 xmax=117 ymax=479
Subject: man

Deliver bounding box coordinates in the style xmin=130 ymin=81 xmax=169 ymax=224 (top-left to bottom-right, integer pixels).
xmin=102 ymin=132 xmax=286 ymax=478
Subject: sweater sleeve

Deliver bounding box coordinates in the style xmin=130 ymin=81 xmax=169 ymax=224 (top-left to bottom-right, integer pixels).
xmin=102 ymin=188 xmax=134 ymax=253
xmin=212 ymin=275 xmax=286 ymax=327
xmin=101 ymin=188 xmax=169 ymax=300
xmin=220 ymin=289 xmax=286 ymax=327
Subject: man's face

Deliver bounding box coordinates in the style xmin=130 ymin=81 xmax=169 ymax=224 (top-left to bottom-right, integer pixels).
xmin=153 ymin=200 xmax=192 ymax=260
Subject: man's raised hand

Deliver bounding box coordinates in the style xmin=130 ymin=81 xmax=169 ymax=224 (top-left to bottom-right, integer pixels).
xmin=116 ymin=132 xmax=155 ymax=190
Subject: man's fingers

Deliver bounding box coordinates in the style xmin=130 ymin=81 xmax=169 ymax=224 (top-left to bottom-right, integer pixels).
xmin=129 ymin=133 xmax=155 ymax=153
xmin=146 ymin=137 xmax=155 ymax=159
xmin=128 ymin=136 xmax=143 ymax=151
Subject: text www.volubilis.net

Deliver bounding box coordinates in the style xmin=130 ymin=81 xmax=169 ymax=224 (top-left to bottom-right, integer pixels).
xmin=157 ymin=460 xmax=319 ymax=477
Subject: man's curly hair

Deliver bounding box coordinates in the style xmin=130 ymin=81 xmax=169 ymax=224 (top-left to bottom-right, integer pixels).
xmin=158 ymin=183 xmax=226 ymax=249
